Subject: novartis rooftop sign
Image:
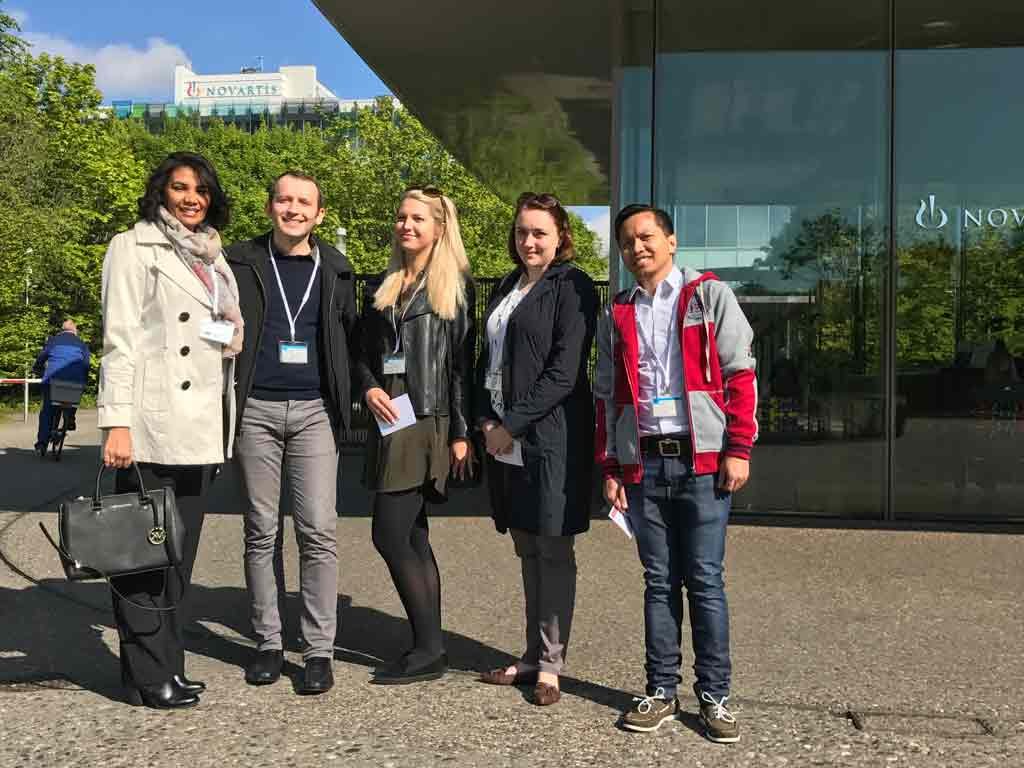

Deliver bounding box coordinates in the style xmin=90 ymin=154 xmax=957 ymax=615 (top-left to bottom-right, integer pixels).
xmin=916 ymin=194 xmax=1024 ymax=230
xmin=185 ymin=81 xmax=281 ymax=99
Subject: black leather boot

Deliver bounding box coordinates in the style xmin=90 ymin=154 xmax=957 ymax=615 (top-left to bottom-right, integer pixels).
xmin=172 ymin=674 xmax=206 ymax=695
xmin=245 ymin=649 xmax=284 ymax=686
xmin=125 ymin=680 xmax=200 ymax=709
xmin=299 ymin=657 xmax=334 ymax=694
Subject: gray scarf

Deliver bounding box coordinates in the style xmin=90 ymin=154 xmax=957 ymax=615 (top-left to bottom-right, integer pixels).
xmin=156 ymin=207 xmax=244 ymax=357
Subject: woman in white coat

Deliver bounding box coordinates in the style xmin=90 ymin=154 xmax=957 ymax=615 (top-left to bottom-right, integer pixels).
xmin=98 ymin=152 xmax=243 ymax=709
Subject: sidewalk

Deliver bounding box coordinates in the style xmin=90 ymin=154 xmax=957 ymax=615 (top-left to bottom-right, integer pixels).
xmin=1 ymin=411 xmax=1022 ymax=767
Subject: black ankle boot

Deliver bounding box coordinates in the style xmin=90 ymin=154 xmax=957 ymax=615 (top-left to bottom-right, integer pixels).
xmin=125 ymin=680 xmax=200 ymax=709
xmin=172 ymin=674 xmax=206 ymax=695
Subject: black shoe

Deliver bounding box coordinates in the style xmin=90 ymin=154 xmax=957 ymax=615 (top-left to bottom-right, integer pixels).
xmin=245 ymin=649 xmax=283 ymax=686
xmin=66 ymin=415 xmax=76 ymax=431
xmin=372 ymin=652 xmax=448 ymax=685
xmin=34 ymin=442 xmax=46 ymax=458
xmin=125 ymin=680 xmax=199 ymax=709
xmin=299 ymin=657 xmax=334 ymax=695
xmin=172 ymin=674 xmax=206 ymax=695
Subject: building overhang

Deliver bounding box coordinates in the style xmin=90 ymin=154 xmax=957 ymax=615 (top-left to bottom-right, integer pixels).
xmin=312 ymin=0 xmax=612 ymax=204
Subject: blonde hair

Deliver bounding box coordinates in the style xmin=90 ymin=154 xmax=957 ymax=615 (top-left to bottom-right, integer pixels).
xmin=373 ymin=189 xmax=471 ymax=320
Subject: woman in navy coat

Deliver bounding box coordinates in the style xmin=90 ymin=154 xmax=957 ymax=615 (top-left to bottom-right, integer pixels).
xmin=475 ymin=192 xmax=598 ymax=705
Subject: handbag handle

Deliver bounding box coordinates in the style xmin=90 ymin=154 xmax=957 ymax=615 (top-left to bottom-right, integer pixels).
xmin=93 ymin=462 xmax=149 ymax=509
xmin=38 ymin=521 xmax=181 ymax=613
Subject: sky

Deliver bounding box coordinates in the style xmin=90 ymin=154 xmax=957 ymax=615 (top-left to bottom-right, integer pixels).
xmin=11 ymin=1 xmax=389 ymax=101
xmin=11 ymin=1 xmax=608 ymax=245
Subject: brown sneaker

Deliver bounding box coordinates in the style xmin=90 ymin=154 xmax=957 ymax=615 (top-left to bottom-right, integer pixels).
xmin=621 ymin=688 xmax=680 ymax=732
xmin=697 ymin=691 xmax=740 ymax=743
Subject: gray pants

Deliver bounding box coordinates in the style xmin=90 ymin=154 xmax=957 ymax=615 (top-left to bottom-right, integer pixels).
xmin=510 ymin=529 xmax=577 ymax=676
xmin=237 ymin=397 xmax=339 ymax=660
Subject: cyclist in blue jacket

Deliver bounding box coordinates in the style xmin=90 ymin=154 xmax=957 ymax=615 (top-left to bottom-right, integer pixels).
xmin=33 ymin=319 xmax=90 ymax=454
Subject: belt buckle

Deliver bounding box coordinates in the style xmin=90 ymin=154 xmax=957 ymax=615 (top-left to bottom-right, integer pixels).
xmin=657 ymin=438 xmax=681 ymax=457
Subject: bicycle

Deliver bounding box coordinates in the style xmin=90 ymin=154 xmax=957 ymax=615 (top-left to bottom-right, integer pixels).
xmin=39 ymin=379 xmax=84 ymax=461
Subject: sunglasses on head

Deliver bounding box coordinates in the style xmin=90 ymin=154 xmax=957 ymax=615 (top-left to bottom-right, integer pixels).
xmin=405 ymin=183 xmax=444 ymax=198
xmin=516 ymin=191 xmax=561 ymax=208
xmin=404 ymin=184 xmax=447 ymax=221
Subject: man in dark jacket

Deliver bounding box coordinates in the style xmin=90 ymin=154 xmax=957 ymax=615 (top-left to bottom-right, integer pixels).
xmin=33 ymin=319 xmax=90 ymax=454
xmin=226 ymin=171 xmax=357 ymax=695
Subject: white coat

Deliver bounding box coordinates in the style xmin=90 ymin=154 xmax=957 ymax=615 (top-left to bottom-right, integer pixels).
xmin=97 ymin=220 xmax=237 ymax=465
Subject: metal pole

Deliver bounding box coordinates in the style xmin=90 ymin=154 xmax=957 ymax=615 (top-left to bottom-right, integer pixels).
xmin=24 ymin=249 xmax=33 ymax=424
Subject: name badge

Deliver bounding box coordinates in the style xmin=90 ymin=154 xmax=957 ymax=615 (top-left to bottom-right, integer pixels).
xmin=279 ymin=341 xmax=309 ymax=365
xmin=382 ymin=353 xmax=406 ymax=375
xmin=485 ymin=370 xmax=502 ymax=391
xmin=652 ymin=396 xmax=682 ymax=419
xmin=199 ymin=319 xmax=235 ymax=345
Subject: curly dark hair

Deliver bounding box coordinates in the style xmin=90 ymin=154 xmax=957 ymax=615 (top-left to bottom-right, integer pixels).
xmin=138 ymin=152 xmax=231 ymax=231
xmin=507 ymin=192 xmax=576 ymax=268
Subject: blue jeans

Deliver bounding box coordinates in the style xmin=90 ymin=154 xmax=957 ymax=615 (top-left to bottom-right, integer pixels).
xmin=625 ymin=454 xmax=732 ymax=700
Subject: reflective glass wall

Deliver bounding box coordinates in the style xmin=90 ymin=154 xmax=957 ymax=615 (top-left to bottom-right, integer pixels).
xmin=613 ymin=0 xmax=1024 ymax=521
xmin=653 ymin=1 xmax=890 ymax=518
xmin=893 ymin=5 xmax=1024 ymax=521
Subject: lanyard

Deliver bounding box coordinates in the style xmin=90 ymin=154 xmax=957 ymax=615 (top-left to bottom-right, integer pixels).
xmin=267 ymin=240 xmax=320 ymax=342
xmin=636 ymin=293 xmax=675 ymax=396
xmin=390 ymin=271 xmax=428 ymax=354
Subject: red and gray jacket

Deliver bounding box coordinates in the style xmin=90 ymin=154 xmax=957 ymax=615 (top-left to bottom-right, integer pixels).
xmin=594 ymin=267 xmax=758 ymax=483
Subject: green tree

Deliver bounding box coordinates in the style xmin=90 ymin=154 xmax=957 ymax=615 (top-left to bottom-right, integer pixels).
xmin=0 ymin=16 xmax=605 ymax=396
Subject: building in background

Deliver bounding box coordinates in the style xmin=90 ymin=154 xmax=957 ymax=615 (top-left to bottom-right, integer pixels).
xmin=315 ymin=0 xmax=1024 ymax=526
xmin=110 ymin=63 xmax=386 ymax=132
xmin=174 ymin=63 xmax=337 ymax=110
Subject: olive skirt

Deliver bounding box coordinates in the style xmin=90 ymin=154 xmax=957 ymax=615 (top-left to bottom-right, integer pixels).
xmin=362 ymin=378 xmax=451 ymax=500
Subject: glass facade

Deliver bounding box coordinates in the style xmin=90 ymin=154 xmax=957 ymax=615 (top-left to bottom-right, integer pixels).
xmin=615 ymin=1 xmax=1024 ymax=521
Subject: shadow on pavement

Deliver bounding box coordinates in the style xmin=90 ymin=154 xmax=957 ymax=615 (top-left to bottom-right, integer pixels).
xmin=0 ymin=444 xmax=101 ymax=513
xmin=0 ymin=579 xmax=631 ymax=713
xmin=0 ymin=580 xmax=123 ymax=702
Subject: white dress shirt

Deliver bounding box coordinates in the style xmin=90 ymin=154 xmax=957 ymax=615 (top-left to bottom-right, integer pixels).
xmin=485 ymin=281 xmax=528 ymax=417
xmin=633 ymin=266 xmax=688 ymax=436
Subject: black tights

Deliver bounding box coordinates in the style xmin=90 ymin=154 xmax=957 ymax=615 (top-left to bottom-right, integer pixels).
xmin=371 ymin=488 xmax=443 ymax=661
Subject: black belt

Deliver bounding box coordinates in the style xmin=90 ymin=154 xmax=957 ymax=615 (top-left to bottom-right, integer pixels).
xmin=639 ymin=433 xmax=691 ymax=458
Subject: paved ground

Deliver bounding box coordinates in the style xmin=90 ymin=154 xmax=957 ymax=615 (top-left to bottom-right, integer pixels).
xmin=1 ymin=412 xmax=1022 ymax=767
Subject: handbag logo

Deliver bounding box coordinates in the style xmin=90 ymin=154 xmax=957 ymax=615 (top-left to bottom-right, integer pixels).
xmin=148 ymin=527 xmax=167 ymax=546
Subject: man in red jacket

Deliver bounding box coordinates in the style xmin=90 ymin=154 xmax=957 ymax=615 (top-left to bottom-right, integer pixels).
xmin=595 ymin=205 xmax=757 ymax=743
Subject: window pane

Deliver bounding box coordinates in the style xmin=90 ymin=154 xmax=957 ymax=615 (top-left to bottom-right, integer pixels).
xmin=707 ymin=206 xmax=738 ymax=247
xmin=654 ymin=0 xmax=890 ymax=518
xmin=893 ymin=3 xmax=1024 ymax=522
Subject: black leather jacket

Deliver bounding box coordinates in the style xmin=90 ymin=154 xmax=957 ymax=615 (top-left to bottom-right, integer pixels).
xmin=354 ymin=276 xmax=475 ymax=441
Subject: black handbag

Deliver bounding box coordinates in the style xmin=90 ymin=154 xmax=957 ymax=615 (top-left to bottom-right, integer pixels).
xmin=40 ymin=463 xmax=185 ymax=589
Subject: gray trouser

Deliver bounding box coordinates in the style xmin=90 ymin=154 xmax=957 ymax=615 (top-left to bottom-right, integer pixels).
xmin=237 ymin=397 xmax=339 ymax=659
xmin=510 ymin=529 xmax=577 ymax=676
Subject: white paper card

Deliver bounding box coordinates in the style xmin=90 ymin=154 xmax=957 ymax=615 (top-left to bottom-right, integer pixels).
xmin=279 ymin=341 xmax=309 ymax=365
xmin=652 ymin=397 xmax=682 ymax=419
xmin=374 ymin=393 xmax=417 ymax=436
xmin=200 ymin=319 xmax=235 ymax=345
xmin=494 ymin=439 xmax=524 ymax=466
xmin=382 ymin=354 xmax=406 ymax=375
xmin=607 ymin=506 xmax=633 ymax=539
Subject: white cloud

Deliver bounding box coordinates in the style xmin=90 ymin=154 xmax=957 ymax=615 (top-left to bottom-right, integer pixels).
xmin=8 ymin=7 xmax=28 ymax=26
xmin=24 ymin=32 xmax=190 ymax=101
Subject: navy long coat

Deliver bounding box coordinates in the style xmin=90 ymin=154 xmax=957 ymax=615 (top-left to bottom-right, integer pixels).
xmin=474 ymin=262 xmax=598 ymax=536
